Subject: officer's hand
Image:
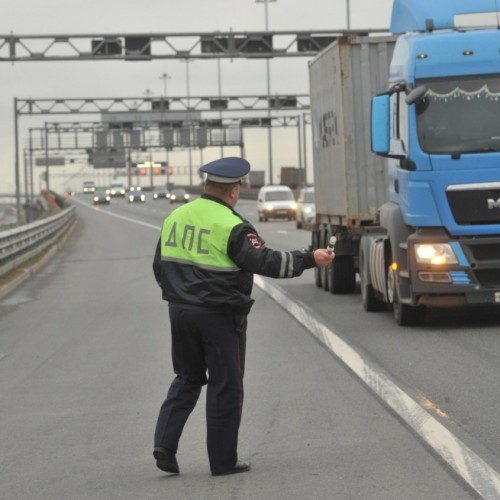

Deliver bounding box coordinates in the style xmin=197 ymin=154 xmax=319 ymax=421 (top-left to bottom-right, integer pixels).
xmin=313 ymin=248 xmax=335 ymax=268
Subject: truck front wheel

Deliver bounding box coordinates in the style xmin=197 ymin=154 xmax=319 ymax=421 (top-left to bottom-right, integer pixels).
xmin=387 ymin=266 xmax=425 ymax=326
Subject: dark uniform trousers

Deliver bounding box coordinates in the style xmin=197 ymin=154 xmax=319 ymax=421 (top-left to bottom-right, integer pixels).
xmin=154 ymin=304 xmax=247 ymax=474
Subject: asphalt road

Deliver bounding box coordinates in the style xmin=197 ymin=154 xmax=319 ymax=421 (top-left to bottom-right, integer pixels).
xmin=0 ymin=193 xmax=498 ymax=499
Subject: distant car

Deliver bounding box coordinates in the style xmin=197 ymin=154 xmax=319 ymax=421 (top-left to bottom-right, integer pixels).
xmin=257 ymin=185 xmax=297 ymax=222
xmin=83 ymin=181 xmax=96 ymax=194
xmin=296 ymin=186 xmax=315 ymax=229
xmin=128 ymin=190 xmax=146 ymax=203
xmin=152 ymin=187 xmax=170 ymax=200
xmin=109 ymin=181 xmax=126 ymax=197
xmin=93 ymin=186 xmax=111 ymax=205
xmin=170 ymin=188 xmax=190 ymax=204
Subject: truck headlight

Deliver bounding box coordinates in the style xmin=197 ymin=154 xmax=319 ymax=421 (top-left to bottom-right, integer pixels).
xmin=304 ymin=206 xmax=313 ymax=214
xmin=265 ymin=203 xmax=274 ymax=211
xmin=414 ymin=243 xmax=458 ymax=265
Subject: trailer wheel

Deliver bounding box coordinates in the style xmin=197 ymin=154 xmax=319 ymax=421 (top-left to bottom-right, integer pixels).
xmin=387 ymin=266 xmax=425 ymax=326
xmin=312 ymin=229 xmax=322 ymax=288
xmin=322 ymin=226 xmax=332 ymax=291
xmin=329 ymin=256 xmax=356 ymax=294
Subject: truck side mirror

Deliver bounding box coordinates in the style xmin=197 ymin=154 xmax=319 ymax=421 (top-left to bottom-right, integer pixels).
xmin=405 ymin=85 xmax=427 ymax=105
xmin=371 ymin=94 xmax=391 ymax=155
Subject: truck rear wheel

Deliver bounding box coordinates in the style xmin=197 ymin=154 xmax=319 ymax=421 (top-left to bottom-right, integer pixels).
xmin=361 ymin=282 xmax=387 ymax=312
xmin=359 ymin=244 xmax=386 ymax=311
xmin=329 ymin=256 xmax=356 ymax=294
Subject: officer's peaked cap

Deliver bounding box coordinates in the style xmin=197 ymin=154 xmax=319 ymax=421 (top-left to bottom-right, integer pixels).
xmin=200 ymin=157 xmax=250 ymax=184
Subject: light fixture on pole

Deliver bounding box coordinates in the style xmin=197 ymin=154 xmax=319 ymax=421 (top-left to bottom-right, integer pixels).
xmin=256 ymin=0 xmax=276 ymax=185
xmin=159 ymin=72 xmax=171 ymax=98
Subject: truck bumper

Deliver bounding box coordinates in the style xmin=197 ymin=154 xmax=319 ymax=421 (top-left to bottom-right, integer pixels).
xmin=407 ymin=230 xmax=500 ymax=307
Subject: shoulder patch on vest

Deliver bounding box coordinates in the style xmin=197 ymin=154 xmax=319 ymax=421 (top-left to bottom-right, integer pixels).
xmin=246 ymin=233 xmax=263 ymax=249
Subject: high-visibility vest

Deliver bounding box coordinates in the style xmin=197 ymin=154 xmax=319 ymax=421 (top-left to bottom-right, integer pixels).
xmin=160 ymin=197 xmax=243 ymax=272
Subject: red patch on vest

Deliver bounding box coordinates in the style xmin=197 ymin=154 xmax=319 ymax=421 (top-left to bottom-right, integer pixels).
xmin=247 ymin=233 xmax=263 ymax=249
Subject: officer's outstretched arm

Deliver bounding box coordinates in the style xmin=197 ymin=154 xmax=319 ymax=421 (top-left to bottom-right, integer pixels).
xmin=229 ymin=224 xmax=316 ymax=278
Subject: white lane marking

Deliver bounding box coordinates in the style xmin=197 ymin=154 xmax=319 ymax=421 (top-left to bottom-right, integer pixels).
xmin=72 ymin=198 xmax=160 ymax=230
xmin=74 ymin=198 xmax=500 ymax=497
xmin=254 ymin=275 xmax=500 ymax=500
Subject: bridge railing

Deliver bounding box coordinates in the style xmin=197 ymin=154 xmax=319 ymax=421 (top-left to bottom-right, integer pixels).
xmin=0 ymin=206 xmax=76 ymax=278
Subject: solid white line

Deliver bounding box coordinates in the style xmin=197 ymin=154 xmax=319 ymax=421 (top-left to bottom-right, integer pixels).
xmin=72 ymin=197 xmax=160 ymax=230
xmin=254 ymin=274 xmax=500 ymax=500
xmin=75 ymin=197 xmax=500 ymax=497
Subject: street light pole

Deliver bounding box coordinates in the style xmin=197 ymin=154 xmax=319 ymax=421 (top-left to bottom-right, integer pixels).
xmin=346 ymin=0 xmax=351 ymax=30
xmin=185 ymin=59 xmax=193 ymax=186
xmin=217 ymin=58 xmax=224 ymax=157
xmin=256 ymin=0 xmax=276 ymax=184
xmin=13 ymin=98 xmax=22 ymax=224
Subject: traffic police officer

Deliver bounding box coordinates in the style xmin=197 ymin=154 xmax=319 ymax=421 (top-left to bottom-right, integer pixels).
xmin=152 ymin=157 xmax=334 ymax=476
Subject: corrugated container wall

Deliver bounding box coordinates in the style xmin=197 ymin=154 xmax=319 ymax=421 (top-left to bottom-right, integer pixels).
xmin=309 ymin=35 xmax=396 ymax=226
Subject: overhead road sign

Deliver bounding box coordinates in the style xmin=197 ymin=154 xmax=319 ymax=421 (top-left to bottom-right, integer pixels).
xmin=34 ymin=156 xmax=65 ymax=166
xmin=88 ymin=150 xmax=126 ymax=169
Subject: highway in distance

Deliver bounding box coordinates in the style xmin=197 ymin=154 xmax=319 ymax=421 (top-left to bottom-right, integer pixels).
xmin=0 ymin=193 xmax=499 ymax=499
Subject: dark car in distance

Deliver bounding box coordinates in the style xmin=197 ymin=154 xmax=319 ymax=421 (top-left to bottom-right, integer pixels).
xmin=128 ymin=190 xmax=146 ymax=203
xmin=169 ymin=188 xmax=190 ymax=204
xmin=152 ymin=187 xmax=170 ymax=200
xmin=93 ymin=186 xmax=111 ymax=205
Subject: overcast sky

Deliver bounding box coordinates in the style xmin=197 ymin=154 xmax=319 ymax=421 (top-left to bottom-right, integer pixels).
xmin=0 ymin=0 xmax=393 ymax=193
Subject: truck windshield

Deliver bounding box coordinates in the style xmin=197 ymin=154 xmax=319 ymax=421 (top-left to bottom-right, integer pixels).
xmin=415 ymin=75 xmax=500 ymax=155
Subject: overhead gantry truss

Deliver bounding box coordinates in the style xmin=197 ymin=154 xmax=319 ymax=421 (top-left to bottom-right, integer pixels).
xmin=15 ymin=94 xmax=310 ymax=116
xmin=0 ymin=29 xmax=383 ymax=61
xmin=26 ymin=115 xmax=306 ymax=153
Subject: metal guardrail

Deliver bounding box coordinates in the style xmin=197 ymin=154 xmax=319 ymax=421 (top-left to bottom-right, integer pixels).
xmin=0 ymin=206 xmax=76 ymax=278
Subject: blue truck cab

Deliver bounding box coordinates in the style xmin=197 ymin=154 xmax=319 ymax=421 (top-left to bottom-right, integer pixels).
xmin=368 ymin=0 xmax=500 ymax=324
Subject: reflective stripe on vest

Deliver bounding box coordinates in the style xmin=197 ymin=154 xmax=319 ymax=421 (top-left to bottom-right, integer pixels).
xmin=160 ymin=197 xmax=242 ymax=271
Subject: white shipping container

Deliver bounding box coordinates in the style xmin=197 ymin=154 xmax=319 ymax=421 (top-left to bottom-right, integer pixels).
xmin=309 ymin=35 xmax=396 ymax=227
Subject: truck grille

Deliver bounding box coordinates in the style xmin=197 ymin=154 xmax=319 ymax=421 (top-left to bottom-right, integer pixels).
xmin=461 ymin=238 xmax=500 ymax=288
xmin=473 ymin=269 xmax=500 ymax=288
xmin=447 ymin=188 xmax=500 ymax=225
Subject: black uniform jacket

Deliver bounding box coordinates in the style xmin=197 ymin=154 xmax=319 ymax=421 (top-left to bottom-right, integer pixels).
xmin=153 ymin=194 xmax=316 ymax=314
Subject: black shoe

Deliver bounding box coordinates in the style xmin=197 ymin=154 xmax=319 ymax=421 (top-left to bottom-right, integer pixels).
xmin=212 ymin=460 xmax=251 ymax=476
xmin=153 ymin=447 xmax=179 ymax=474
